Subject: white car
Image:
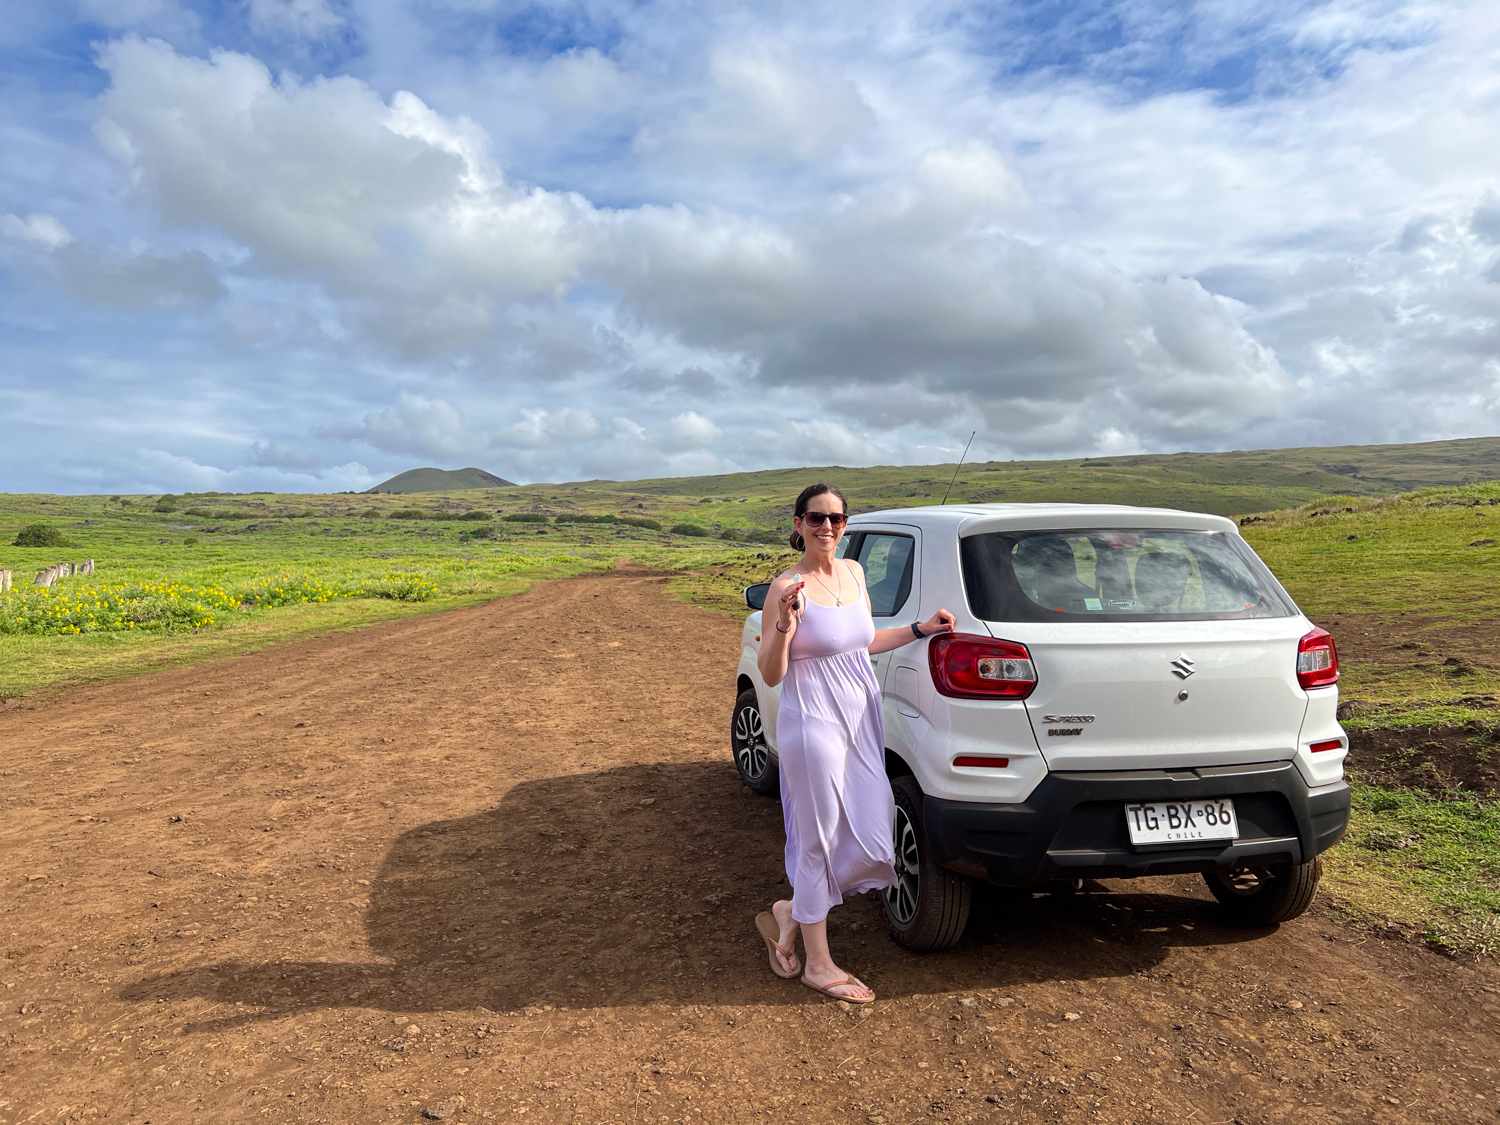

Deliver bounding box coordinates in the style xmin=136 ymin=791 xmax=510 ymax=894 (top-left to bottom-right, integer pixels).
xmin=732 ymin=503 xmax=1350 ymax=951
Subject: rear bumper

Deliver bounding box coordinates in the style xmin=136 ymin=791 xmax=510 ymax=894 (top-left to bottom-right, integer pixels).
xmin=922 ymin=760 xmax=1349 ymax=886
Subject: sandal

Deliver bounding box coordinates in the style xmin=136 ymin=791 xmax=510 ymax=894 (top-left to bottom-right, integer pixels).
xmin=755 ymin=911 xmax=800 ymax=979
xmin=800 ymin=974 xmax=875 ymax=1004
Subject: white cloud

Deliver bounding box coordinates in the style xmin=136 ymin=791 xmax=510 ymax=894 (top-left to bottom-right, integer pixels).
xmin=753 ymin=419 xmax=886 ymax=467
xmin=505 ymin=407 xmax=604 ymax=448
xmin=54 ymin=243 xmax=225 ymax=310
xmin=76 ymin=35 xmax=1343 ymax=467
xmin=329 ymin=393 xmax=487 ymax=460
xmin=74 ymin=0 xmax=197 ymax=35
xmin=7 ymin=2 xmax=1500 ymax=492
xmin=538 ymin=48 xmax=630 ymax=111
xmin=667 ymin=410 xmax=723 ymax=447
xmin=246 ymin=0 xmax=343 ymax=39
xmin=1 ymin=213 xmax=71 ymax=248
xmin=249 ymin=439 xmax=320 ymax=469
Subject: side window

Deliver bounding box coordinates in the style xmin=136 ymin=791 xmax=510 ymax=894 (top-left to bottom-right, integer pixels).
xmin=856 ymin=534 xmax=915 ymax=617
xmin=836 ymin=532 xmax=861 ymax=560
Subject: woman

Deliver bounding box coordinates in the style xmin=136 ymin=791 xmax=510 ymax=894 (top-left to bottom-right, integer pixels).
xmin=754 ymin=483 xmax=955 ymax=1002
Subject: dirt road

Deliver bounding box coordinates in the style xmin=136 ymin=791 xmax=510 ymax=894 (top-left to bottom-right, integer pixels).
xmin=2 ymin=568 xmax=1498 ymax=1124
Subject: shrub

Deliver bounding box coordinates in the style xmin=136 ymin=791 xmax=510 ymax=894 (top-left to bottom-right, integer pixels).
xmin=389 ymin=509 xmax=430 ymax=520
xmin=554 ymin=513 xmax=618 ymax=524
xmin=360 ymin=508 xmax=383 ymax=518
xmin=619 ymin=516 xmax=662 ymax=531
xmin=502 ymin=513 xmax=549 ymax=523
xmin=729 ymin=527 xmax=783 ymax=544
xmin=458 ymin=510 xmax=494 ymax=521
xmin=12 ymin=524 xmax=75 ymax=548
xmin=183 ymin=537 xmax=198 ymax=545
xmin=363 ymin=572 xmax=438 ymax=601
xmin=670 ymin=523 xmax=709 ymax=537
xmin=239 ymin=574 xmax=342 ymax=607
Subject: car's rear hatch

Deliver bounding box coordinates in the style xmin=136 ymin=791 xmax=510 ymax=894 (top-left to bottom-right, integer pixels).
xmin=959 ymin=518 xmax=1309 ymax=771
xmin=1003 ymin=620 xmax=1309 ymax=770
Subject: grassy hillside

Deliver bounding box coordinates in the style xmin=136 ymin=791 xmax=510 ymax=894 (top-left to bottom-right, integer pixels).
xmin=555 ymin=434 xmax=1500 ymax=519
xmin=1244 ymin=483 xmax=1500 ymax=724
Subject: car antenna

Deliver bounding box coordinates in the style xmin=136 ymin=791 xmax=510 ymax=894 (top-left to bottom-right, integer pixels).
xmin=941 ymin=431 xmax=976 ymax=505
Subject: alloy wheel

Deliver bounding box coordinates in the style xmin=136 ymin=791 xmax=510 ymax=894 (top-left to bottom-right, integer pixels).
xmin=884 ymin=803 xmax=920 ymax=926
xmin=733 ymin=703 xmax=768 ymax=780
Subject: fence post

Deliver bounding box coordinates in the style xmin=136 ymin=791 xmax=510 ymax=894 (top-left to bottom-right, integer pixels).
xmin=82 ymin=559 xmax=94 ymax=574
xmin=36 ymin=567 xmax=55 ymax=588
xmin=0 ymin=569 xmax=10 ymax=592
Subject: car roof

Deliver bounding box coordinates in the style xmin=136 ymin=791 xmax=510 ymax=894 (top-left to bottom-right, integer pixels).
xmin=847 ymin=502 xmax=1238 ymax=536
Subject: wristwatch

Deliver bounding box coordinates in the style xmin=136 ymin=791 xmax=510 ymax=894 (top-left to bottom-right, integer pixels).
xmin=910 ymin=622 xmax=925 ymax=639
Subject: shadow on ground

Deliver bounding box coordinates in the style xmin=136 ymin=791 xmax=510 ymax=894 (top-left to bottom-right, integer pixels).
xmin=123 ymin=761 xmax=1270 ymax=1025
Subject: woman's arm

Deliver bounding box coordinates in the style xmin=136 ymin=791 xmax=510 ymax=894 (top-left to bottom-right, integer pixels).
xmin=868 ymin=609 xmax=956 ymax=655
xmin=757 ymin=572 xmax=805 ymax=687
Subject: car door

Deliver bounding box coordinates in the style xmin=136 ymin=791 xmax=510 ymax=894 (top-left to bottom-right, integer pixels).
xmin=851 ymin=526 xmax=920 ymax=697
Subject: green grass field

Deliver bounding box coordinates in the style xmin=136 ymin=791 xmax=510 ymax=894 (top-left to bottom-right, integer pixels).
xmin=7 ymin=434 xmax=1500 ymax=953
xmin=0 ymin=489 xmax=757 ymax=696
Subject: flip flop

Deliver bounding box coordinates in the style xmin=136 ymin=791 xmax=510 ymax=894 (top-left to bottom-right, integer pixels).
xmin=800 ymin=974 xmax=875 ymax=1004
xmin=755 ymin=911 xmax=800 ymax=979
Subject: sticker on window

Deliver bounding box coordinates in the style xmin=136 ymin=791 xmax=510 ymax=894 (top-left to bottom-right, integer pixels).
xmin=1084 ymin=597 xmax=1102 ymax=611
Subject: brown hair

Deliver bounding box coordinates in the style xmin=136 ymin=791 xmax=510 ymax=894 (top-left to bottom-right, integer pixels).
xmin=789 ymin=482 xmax=848 ymax=551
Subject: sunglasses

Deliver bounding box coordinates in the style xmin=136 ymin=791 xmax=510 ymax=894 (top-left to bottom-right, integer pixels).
xmin=799 ymin=511 xmax=848 ymax=528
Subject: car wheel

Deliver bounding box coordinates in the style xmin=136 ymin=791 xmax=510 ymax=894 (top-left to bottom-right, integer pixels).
xmin=1205 ymin=857 xmax=1322 ymax=925
xmin=884 ymin=774 xmax=971 ymax=951
xmin=731 ymin=688 xmax=778 ymax=796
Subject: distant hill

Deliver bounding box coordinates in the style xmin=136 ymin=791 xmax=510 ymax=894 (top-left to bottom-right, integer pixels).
xmin=553 ymin=435 xmax=1500 ymax=519
xmin=366 ymin=467 xmax=515 ymax=493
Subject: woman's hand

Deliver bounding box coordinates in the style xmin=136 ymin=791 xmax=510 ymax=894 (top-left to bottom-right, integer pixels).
xmin=760 ymin=574 xmax=805 ymax=686
xmin=778 ymin=577 xmax=807 ymax=631
xmin=920 ymin=608 xmax=956 ymax=636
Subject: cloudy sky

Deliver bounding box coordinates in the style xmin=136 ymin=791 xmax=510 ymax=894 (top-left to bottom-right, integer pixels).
xmin=2 ymin=0 xmax=1499 ymax=492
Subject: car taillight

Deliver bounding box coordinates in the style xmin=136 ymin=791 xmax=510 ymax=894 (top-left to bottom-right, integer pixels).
xmin=1297 ymin=626 xmax=1339 ymax=690
xmin=929 ymin=634 xmax=1037 ymax=699
xmin=953 ymin=755 xmax=1010 ymax=768
xmin=1309 ymin=738 xmax=1343 ymax=753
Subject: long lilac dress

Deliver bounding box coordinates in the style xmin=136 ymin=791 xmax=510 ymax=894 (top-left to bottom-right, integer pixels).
xmin=777 ymin=577 xmax=898 ymax=925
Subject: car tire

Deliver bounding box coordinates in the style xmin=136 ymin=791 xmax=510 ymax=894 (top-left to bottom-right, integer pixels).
xmin=731 ymin=688 xmax=778 ymax=797
xmin=884 ymin=774 xmax=971 ymax=951
xmin=1205 ymin=857 xmax=1322 ymax=925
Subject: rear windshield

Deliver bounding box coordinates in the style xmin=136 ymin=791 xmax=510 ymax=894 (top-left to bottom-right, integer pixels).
xmin=960 ymin=529 xmax=1296 ymax=622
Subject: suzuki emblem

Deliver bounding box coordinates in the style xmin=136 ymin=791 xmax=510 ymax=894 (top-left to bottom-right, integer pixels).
xmin=1170 ymin=654 xmax=1196 ymax=680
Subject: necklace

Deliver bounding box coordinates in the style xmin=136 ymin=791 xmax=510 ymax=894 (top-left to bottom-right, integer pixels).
xmin=808 ymin=565 xmax=848 ymax=607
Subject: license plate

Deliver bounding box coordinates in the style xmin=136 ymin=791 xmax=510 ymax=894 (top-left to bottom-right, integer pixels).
xmin=1124 ymin=799 xmax=1239 ymax=845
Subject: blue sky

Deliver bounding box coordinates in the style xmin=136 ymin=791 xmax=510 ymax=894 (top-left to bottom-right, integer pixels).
xmin=2 ymin=0 xmax=1498 ymax=492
